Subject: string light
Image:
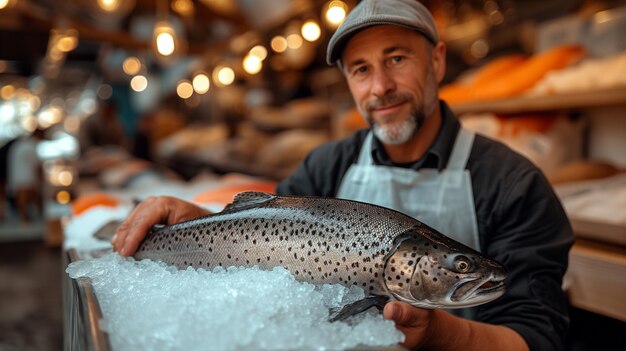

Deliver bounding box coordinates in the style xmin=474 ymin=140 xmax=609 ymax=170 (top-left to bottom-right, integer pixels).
xmin=271 ymin=36 xmax=288 ymax=53
xmin=324 ymin=1 xmax=348 ymax=27
xmin=0 ymin=84 xmax=15 ymax=100
xmin=97 ymin=0 xmax=122 ymax=12
xmin=286 ymin=34 xmax=303 ymax=49
xmin=243 ymin=55 xmax=262 ymax=75
xmin=176 ymin=80 xmax=193 ymax=99
xmin=122 ymin=57 xmax=141 ymax=75
xmin=192 ymin=73 xmax=210 ymax=94
xmin=249 ymin=45 xmax=268 ymax=61
xmin=301 ymin=20 xmax=321 ymax=42
xmin=171 ymin=0 xmax=194 ymax=17
xmin=154 ymin=22 xmax=176 ymax=57
xmin=130 ymin=75 xmax=148 ymax=92
xmin=56 ymin=190 xmax=71 ymax=204
xmin=213 ymin=66 xmax=235 ymax=86
xmin=0 ymin=0 xmax=12 ymax=10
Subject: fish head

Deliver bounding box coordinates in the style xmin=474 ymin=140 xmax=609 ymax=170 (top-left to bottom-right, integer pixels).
xmin=383 ymin=228 xmax=507 ymax=309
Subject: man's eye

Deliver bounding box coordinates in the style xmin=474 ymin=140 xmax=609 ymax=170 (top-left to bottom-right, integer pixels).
xmin=391 ymin=56 xmax=404 ymax=63
xmin=355 ymin=66 xmax=368 ymax=74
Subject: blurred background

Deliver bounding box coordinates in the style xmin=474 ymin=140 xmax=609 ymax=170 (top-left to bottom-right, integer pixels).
xmin=1 ymin=0 xmax=625 ymax=350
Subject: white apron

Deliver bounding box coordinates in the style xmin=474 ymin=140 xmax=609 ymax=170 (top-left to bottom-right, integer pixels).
xmin=337 ymin=129 xmax=480 ymax=251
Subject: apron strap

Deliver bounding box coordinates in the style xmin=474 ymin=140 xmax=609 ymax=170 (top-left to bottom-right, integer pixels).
xmin=446 ymin=128 xmax=475 ymax=171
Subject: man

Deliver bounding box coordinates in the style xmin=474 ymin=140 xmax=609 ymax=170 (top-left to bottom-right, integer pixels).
xmin=5 ymin=129 xmax=44 ymax=223
xmin=113 ymin=1 xmax=573 ymax=350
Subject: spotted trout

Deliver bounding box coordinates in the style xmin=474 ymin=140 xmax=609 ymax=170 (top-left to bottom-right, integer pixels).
xmin=134 ymin=191 xmax=506 ymax=319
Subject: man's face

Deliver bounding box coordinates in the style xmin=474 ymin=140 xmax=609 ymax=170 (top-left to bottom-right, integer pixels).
xmin=341 ymin=25 xmax=445 ymax=145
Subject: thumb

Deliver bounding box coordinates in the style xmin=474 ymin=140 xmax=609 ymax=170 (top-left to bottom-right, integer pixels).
xmin=383 ymin=301 xmax=426 ymax=327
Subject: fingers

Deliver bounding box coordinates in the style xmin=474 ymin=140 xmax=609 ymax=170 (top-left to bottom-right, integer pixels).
xmin=112 ymin=196 xmax=211 ymax=256
xmin=113 ymin=196 xmax=165 ymax=256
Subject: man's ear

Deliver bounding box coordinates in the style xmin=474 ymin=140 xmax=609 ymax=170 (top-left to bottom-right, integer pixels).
xmin=432 ymin=41 xmax=447 ymax=84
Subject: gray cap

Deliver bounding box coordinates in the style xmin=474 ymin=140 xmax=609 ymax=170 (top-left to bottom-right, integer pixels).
xmin=326 ymin=0 xmax=439 ymax=65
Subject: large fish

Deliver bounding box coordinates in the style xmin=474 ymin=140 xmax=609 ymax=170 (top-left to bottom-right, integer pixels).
xmin=134 ymin=191 xmax=507 ymax=319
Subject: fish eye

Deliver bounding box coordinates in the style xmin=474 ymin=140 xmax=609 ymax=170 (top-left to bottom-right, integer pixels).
xmin=454 ymin=257 xmax=471 ymax=273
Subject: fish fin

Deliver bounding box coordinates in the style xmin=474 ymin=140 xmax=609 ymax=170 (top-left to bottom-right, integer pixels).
xmin=93 ymin=219 xmax=122 ymax=241
xmin=222 ymin=191 xmax=275 ymax=212
xmin=328 ymin=295 xmax=390 ymax=322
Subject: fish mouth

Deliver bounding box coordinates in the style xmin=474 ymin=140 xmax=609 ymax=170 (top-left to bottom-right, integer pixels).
xmin=450 ymin=275 xmax=505 ymax=305
xmin=475 ymin=277 xmax=505 ymax=296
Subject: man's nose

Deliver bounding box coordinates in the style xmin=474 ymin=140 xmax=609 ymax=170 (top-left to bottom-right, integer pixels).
xmin=371 ymin=68 xmax=396 ymax=97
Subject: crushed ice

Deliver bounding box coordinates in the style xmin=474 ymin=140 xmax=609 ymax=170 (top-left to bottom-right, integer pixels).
xmin=66 ymin=253 xmax=404 ymax=351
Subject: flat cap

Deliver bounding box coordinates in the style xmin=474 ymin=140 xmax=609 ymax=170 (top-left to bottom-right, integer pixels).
xmin=327 ymin=0 xmax=439 ymax=65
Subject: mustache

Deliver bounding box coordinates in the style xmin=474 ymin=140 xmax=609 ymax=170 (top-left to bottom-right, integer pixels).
xmin=365 ymin=93 xmax=413 ymax=112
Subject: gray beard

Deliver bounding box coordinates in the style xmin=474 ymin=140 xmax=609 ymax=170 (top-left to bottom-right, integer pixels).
xmin=372 ymin=110 xmax=423 ymax=145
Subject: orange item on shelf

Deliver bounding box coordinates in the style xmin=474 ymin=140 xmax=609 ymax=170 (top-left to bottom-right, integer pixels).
xmin=440 ymin=54 xmax=527 ymax=104
xmin=439 ymin=82 xmax=473 ymax=104
xmin=471 ymin=54 xmax=527 ymax=85
xmin=440 ymin=46 xmax=586 ymax=103
xmin=470 ymin=45 xmax=586 ymax=101
xmin=71 ymin=193 xmax=119 ymax=216
xmin=495 ymin=114 xmax=557 ymax=137
xmin=193 ymin=181 xmax=277 ymax=206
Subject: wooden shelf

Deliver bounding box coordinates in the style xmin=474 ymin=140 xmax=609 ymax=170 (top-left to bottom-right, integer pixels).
xmin=565 ymin=239 xmax=626 ymax=322
xmin=450 ymin=87 xmax=626 ymax=115
xmin=571 ymin=217 xmax=626 ymax=247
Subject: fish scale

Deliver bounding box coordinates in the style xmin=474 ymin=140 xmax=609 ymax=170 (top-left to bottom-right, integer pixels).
xmin=135 ymin=191 xmax=507 ymax=313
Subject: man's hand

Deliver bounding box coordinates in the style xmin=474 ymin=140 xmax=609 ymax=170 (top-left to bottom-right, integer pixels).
xmin=384 ymin=301 xmax=530 ymax=351
xmin=383 ymin=301 xmax=434 ymax=350
xmin=112 ymin=196 xmax=211 ymax=256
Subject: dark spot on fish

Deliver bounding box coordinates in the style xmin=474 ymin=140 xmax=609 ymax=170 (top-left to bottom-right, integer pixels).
xmin=433 ymin=277 xmax=438 ymax=282
xmin=423 ymin=270 xmax=429 ymax=275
